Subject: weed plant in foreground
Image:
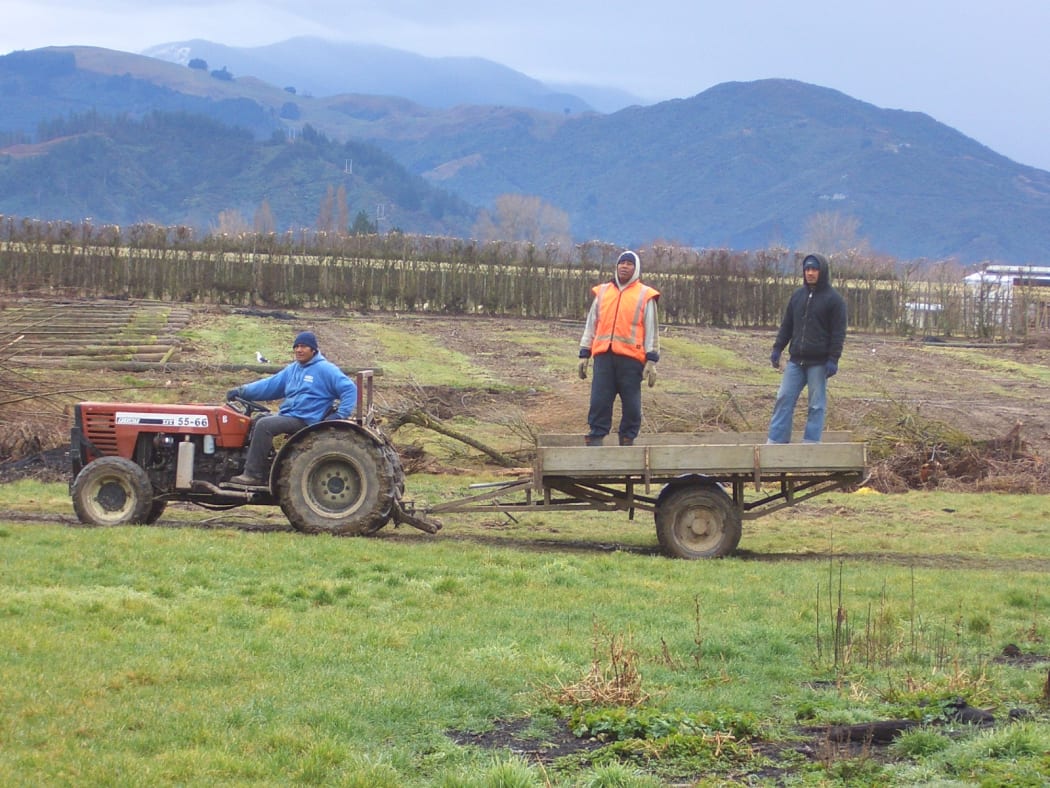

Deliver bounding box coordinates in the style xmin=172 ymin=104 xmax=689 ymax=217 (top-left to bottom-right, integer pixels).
xmin=0 ymin=487 xmax=1048 ymax=785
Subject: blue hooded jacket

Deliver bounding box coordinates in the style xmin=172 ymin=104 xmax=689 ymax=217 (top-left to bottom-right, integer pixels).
xmin=239 ymin=351 xmax=357 ymax=423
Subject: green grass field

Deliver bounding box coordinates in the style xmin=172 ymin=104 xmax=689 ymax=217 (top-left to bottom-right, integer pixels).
xmin=4 ymin=306 xmax=1050 ymax=784
xmin=1 ymin=484 xmax=1048 ymax=786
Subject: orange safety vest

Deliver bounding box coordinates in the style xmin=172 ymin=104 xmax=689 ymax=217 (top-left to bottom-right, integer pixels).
xmin=590 ymin=280 xmax=660 ymax=363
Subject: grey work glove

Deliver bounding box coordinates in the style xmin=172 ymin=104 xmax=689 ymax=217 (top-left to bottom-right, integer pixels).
xmin=770 ymin=349 xmax=782 ymax=370
xmin=643 ymin=361 xmax=656 ymax=388
xmin=578 ymin=358 xmax=589 ymax=380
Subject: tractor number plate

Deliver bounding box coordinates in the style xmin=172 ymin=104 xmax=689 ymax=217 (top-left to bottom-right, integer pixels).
xmin=116 ymin=412 xmax=211 ymax=428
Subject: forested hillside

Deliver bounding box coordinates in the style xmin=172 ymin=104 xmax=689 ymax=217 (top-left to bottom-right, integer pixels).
xmin=0 ymin=110 xmax=475 ymax=234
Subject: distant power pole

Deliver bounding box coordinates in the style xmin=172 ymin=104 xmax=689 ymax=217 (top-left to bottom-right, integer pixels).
xmin=345 ymin=159 xmax=352 ymax=174
xmin=376 ymin=203 xmax=386 ymax=234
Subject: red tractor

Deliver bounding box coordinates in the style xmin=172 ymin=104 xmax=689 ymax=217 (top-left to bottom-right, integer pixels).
xmin=69 ymin=372 xmax=436 ymax=535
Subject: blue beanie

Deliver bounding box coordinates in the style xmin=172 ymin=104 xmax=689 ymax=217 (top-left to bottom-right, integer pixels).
xmin=292 ymin=331 xmax=318 ymax=351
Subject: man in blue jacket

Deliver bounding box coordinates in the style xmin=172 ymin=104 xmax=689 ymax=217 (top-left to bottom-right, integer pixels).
xmin=226 ymin=331 xmax=357 ymax=486
xmin=767 ymin=253 xmax=847 ymax=443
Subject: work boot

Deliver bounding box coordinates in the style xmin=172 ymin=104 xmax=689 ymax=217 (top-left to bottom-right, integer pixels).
xmin=229 ymin=473 xmax=265 ymax=487
xmin=583 ymin=435 xmax=604 ymax=447
xmin=618 ymin=436 xmax=634 ymax=446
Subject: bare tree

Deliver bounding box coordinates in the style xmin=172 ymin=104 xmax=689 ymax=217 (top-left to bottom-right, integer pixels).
xmin=336 ymin=185 xmax=350 ymax=236
xmin=801 ymin=211 xmax=869 ymax=255
xmin=317 ymin=186 xmax=335 ymax=233
xmin=253 ymin=200 xmax=276 ymax=234
xmin=214 ymin=209 xmax=250 ymax=235
xmin=474 ymin=194 xmax=572 ymax=249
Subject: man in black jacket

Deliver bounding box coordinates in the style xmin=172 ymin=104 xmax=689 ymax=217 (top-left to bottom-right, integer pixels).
xmin=767 ymin=253 xmax=847 ymax=443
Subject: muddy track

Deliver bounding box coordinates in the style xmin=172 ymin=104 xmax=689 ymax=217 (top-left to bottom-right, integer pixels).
xmin=6 ymin=510 xmax=1049 ymax=572
xmin=0 ymin=510 xmax=294 ymax=534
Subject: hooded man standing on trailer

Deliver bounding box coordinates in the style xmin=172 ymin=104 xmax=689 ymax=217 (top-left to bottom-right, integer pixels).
xmin=767 ymin=253 xmax=847 ymax=444
xmin=578 ymin=250 xmax=661 ymax=447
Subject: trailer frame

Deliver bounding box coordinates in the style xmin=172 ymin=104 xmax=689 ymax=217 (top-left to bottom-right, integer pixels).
xmin=424 ymin=431 xmax=867 ymax=558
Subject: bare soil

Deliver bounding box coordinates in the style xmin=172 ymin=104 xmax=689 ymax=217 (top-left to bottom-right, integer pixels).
xmin=446 ymin=667 xmax=1049 ymax=782
xmin=317 ymin=312 xmax=1050 ymax=489
xmin=4 ymin=301 xmax=1050 ymax=491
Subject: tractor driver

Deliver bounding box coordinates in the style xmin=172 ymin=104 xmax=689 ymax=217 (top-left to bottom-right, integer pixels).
xmin=226 ymin=331 xmax=357 ymax=487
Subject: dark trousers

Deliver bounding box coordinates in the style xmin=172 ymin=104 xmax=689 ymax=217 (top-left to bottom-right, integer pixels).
xmin=586 ymin=352 xmax=644 ymax=441
xmin=243 ymin=414 xmax=307 ymax=478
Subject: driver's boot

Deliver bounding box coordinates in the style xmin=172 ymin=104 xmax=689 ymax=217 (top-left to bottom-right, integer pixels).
xmin=229 ymin=472 xmax=266 ymax=487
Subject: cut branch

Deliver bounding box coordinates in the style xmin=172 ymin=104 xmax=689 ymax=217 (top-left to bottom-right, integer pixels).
xmin=388 ymin=407 xmax=518 ymax=467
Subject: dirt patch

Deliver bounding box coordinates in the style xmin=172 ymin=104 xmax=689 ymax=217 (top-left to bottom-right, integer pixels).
xmin=451 ymin=691 xmax=1049 ymax=783
xmin=411 ymin=319 xmax=1050 ymax=463
xmin=5 ymin=301 xmax=1050 ymax=491
xmin=338 ymin=314 xmax=1050 ymax=491
xmin=447 ymin=718 xmax=603 ymax=766
xmin=993 ymin=643 xmax=1050 ymax=669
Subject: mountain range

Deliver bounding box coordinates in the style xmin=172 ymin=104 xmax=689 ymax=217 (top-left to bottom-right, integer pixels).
xmin=2 ymin=39 xmax=1050 ymax=264
xmin=143 ymin=37 xmax=639 ymax=115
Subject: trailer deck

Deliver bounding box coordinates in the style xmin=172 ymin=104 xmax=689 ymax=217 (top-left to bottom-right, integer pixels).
xmin=425 ymin=431 xmax=867 ymax=558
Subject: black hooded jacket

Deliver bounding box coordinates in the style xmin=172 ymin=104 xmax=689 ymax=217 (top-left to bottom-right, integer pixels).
xmin=773 ymin=253 xmax=847 ymax=366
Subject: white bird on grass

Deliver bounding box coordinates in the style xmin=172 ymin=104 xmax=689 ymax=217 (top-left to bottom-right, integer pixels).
xmin=256 ymin=351 xmax=269 ymax=364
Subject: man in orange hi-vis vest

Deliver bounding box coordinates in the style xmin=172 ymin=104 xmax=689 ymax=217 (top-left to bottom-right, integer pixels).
xmin=577 ymin=250 xmax=661 ymax=446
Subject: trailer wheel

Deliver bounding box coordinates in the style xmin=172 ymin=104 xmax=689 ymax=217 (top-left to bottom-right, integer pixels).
xmin=655 ymin=484 xmax=741 ymax=558
xmin=72 ymin=457 xmax=155 ymax=526
xmin=276 ymin=430 xmax=397 ymax=535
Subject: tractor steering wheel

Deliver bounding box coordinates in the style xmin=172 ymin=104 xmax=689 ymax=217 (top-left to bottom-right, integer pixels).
xmin=227 ymin=395 xmax=271 ymax=417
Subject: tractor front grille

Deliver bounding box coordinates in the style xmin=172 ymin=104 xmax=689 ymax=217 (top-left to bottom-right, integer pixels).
xmin=82 ymin=411 xmax=119 ymax=456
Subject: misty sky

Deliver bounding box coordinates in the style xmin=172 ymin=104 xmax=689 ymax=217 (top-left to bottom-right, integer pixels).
xmin=4 ymin=0 xmax=1049 ymax=170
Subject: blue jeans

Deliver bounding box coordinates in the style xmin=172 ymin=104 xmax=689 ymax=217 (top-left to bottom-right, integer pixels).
xmin=586 ymin=352 xmax=644 ymax=441
xmin=767 ymin=361 xmax=827 ymax=443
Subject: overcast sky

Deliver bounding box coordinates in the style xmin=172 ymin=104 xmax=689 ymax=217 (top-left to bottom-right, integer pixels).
xmin=5 ymin=0 xmax=1049 ymax=170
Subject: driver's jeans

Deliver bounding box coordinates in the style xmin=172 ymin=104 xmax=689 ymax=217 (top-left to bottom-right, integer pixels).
xmin=243 ymin=414 xmax=307 ymax=479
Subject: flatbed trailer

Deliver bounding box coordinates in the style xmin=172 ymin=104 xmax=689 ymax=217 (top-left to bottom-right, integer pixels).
xmin=424 ymin=431 xmax=867 ymax=558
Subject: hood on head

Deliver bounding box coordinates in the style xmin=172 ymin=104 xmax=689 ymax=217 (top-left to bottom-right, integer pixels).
xmin=616 ymin=249 xmax=641 ymax=289
xmin=801 ymin=253 xmax=831 ymax=288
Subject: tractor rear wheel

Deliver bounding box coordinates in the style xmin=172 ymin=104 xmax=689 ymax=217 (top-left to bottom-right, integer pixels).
xmin=72 ymin=456 xmax=155 ymax=526
xmin=655 ymin=484 xmax=741 ymax=559
xmin=276 ymin=430 xmax=399 ymax=535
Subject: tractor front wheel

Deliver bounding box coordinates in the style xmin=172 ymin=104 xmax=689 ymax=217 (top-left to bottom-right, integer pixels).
xmin=72 ymin=457 xmax=155 ymax=526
